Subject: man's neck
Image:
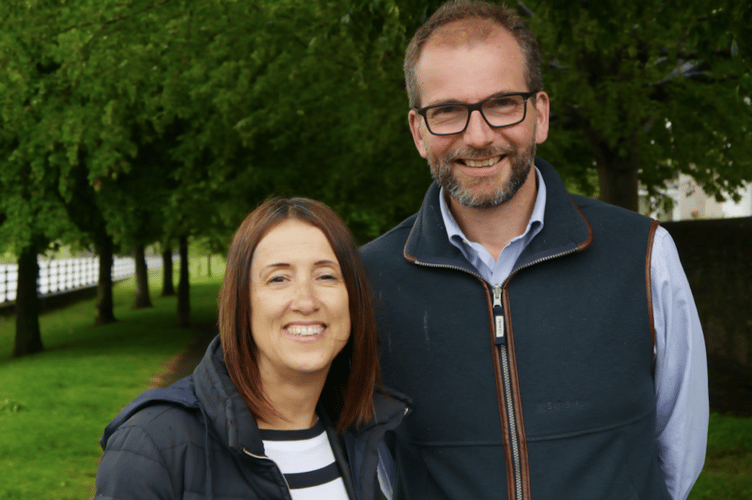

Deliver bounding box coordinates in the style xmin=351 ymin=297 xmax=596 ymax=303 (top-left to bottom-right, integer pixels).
xmin=448 ymin=170 xmax=538 ymax=260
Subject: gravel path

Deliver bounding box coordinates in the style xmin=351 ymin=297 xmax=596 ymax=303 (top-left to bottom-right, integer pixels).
xmin=149 ymin=322 xmax=217 ymax=389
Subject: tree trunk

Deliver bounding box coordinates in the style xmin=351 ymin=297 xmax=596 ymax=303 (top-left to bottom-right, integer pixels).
xmin=591 ymin=137 xmax=640 ymax=212
xmin=206 ymin=254 xmax=211 ymax=278
xmin=132 ymin=245 xmax=153 ymax=309
xmin=177 ymin=235 xmax=190 ymax=328
xmin=161 ymin=247 xmax=175 ymax=296
xmin=95 ymin=236 xmax=116 ymax=325
xmin=13 ymin=245 xmax=43 ymax=357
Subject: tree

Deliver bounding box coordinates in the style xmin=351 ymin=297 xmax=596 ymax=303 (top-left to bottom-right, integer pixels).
xmin=0 ymin=1 xmax=81 ymax=355
xmin=52 ymin=1 xmax=185 ymax=319
xmin=530 ymin=1 xmax=752 ymax=211
xmin=160 ymin=244 xmax=176 ymax=296
xmin=295 ymin=0 xmax=751 ymax=214
xmin=132 ymin=245 xmax=153 ymax=309
xmin=59 ymin=158 xmax=121 ymax=325
xmin=177 ymin=235 xmax=190 ymax=328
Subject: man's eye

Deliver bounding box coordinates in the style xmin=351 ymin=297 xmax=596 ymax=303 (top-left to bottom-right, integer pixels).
xmin=432 ymin=105 xmax=463 ymax=116
xmin=488 ymin=98 xmax=514 ymax=108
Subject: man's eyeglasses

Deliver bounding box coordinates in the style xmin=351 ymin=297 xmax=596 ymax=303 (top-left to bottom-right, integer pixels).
xmin=415 ymin=92 xmax=535 ymax=136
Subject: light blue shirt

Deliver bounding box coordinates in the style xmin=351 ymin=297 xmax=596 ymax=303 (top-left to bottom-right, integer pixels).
xmin=439 ymin=168 xmax=708 ymax=500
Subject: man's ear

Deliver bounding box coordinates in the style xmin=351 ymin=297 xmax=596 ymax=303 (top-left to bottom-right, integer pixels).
xmin=408 ymin=110 xmax=428 ymax=158
xmin=534 ymin=91 xmax=550 ymax=145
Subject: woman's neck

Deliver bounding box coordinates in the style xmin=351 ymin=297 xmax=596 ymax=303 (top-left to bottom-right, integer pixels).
xmin=255 ymin=368 xmax=327 ymax=430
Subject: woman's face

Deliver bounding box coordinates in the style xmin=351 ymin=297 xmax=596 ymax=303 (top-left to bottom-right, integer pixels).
xmin=249 ymin=219 xmax=350 ymax=383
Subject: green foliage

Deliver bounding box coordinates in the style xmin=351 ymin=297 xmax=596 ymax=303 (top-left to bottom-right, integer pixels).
xmin=2 ymin=0 xmax=750 ymax=264
xmin=531 ymin=0 xmax=752 ymax=209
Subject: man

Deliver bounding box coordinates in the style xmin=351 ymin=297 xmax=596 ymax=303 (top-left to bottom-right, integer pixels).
xmin=360 ymin=1 xmax=708 ymax=499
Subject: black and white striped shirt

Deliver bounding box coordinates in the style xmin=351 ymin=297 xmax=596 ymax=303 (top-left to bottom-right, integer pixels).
xmin=260 ymin=420 xmax=349 ymax=500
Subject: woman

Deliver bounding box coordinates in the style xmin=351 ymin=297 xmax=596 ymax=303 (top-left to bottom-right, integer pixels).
xmin=95 ymin=197 xmax=409 ymax=500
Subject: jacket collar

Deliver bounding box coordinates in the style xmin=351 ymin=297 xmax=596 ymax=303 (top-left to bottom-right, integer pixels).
xmin=404 ymin=157 xmax=592 ymax=275
xmin=192 ymin=335 xmax=266 ymax=455
xmin=98 ymin=335 xmax=267 ymax=456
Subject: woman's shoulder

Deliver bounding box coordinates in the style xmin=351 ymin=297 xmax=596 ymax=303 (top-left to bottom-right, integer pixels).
xmin=105 ymin=403 xmax=203 ymax=454
xmin=95 ymin=403 xmax=205 ymax=499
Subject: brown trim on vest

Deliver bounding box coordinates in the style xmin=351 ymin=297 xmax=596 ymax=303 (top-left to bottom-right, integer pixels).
xmin=646 ymin=220 xmax=660 ymax=362
xmin=484 ymin=284 xmax=517 ymax=500
xmin=571 ymin=197 xmax=595 ymax=252
xmin=503 ymin=287 xmax=532 ymax=500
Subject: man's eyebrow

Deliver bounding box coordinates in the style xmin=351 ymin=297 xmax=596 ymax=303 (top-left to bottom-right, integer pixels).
xmin=424 ymin=91 xmax=518 ymax=106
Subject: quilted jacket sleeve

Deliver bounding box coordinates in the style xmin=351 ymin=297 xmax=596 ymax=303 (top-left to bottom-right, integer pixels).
xmin=94 ymin=424 xmax=175 ymax=500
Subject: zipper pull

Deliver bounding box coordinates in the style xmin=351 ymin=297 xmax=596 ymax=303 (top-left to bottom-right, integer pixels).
xmin=492 ymin=285 xmax=505 ymax=345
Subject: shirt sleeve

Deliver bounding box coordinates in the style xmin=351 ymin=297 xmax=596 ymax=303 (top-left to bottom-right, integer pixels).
xmin=651 ymin=226 xmax=709 ymax=500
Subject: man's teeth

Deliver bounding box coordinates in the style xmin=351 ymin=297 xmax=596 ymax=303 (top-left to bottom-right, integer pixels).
xmin=286 ymin=325 xmax=325 ymax=336
xmin=463 ymin=156 xmax=501 ymax=168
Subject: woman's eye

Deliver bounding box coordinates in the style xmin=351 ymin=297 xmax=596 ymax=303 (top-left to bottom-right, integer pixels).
xmin=268 ymin=275 xmax=287 ymax=284
xmin=317 ymin=271 xmax=341 ymax=282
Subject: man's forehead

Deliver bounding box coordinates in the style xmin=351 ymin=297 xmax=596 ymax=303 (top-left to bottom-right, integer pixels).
xmin=427 ymin=18 xmax=504 ymax=49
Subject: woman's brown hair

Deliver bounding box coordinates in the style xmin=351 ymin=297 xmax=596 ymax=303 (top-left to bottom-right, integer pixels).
xmin=218 ymin=197 xmax=380 ymax=431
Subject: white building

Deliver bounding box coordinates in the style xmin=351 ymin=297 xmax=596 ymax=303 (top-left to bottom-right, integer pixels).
xmin=640 ymin=173 xmax=752 ymax=221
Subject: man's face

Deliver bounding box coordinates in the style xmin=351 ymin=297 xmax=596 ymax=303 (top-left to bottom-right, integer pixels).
xmin=408 ymin=24 xmax=549 ymax=208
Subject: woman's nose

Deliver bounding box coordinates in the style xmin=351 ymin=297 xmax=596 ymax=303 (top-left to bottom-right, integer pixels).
xmin=291 ymin=280 xmax=320 ymax=314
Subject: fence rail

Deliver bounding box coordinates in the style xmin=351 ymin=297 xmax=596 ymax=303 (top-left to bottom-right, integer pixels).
xmin=0 ymin=255 xmax=168 ymax=304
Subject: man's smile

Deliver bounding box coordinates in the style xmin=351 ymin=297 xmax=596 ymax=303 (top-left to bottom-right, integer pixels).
xmin=459 ymin=155 xmax=505 ymax=168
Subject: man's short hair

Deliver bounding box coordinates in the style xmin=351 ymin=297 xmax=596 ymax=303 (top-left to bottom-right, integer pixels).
xmin=404 ymin=0 xmax=543 ymax=108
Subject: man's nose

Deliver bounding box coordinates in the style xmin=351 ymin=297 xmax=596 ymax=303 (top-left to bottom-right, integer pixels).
xmin=463 ymin=109 xmax=495 ymax=148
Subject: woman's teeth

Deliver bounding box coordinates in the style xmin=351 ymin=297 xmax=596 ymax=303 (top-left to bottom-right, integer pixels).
xmin=286 ymin=325 xmax=325 ymax=336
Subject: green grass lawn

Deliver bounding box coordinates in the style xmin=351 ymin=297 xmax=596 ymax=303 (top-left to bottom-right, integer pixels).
xmin=0 ymin=265 xmax=223 ymax=500
xmin=689 ymin=412 xmax=752 ymax=499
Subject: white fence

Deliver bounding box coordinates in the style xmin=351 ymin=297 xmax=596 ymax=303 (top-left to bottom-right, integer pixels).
xmin=0 ymin=255 xmax=167 ymax=304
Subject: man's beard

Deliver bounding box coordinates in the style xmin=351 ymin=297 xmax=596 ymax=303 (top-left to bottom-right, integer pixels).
xmin=427 ymin=138 xmax=536 ymax=208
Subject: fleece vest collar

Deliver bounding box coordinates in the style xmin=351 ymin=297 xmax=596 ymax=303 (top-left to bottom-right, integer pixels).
xmin=403 ymin=157 xmax=592 ymax=277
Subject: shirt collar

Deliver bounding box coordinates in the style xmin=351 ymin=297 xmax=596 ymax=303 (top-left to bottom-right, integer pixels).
xmin=439 ymin=166 xmax=547 ymax=250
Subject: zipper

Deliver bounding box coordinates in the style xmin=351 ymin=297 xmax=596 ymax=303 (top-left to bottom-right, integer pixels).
xmin=415 ymin=246 xmax=583 ymax=500
xmin=492 ymin=284 xmax=505 ymax=345
xmin=493 ymin=282 xmax=523 ymax=497
xmin=498 ymin=247 xmax=583 ymax=499
xmin=243 ymin=448 xmax=293 ymax=498
xmin=412 ymin=258 xmax=524 ymax=498
xmin=498 ymin=246 xmax=584 ymax=499
xmin=492 ymin=284 xmax=522 ymax=499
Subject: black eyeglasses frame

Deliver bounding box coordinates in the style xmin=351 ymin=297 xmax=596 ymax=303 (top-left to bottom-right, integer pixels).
xmin=414 ymin=92 xmax=536 ymax=136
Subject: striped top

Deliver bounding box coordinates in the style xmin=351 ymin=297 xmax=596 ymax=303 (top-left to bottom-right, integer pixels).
xmin=260 ymin=420 xmax=349 ymax=500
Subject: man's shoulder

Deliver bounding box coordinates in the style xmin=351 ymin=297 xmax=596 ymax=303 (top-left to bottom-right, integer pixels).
xmin=360 ymin=213 xmax=418 ymax=261
xmin=569 ymin=193 xmax=654 ymax=228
